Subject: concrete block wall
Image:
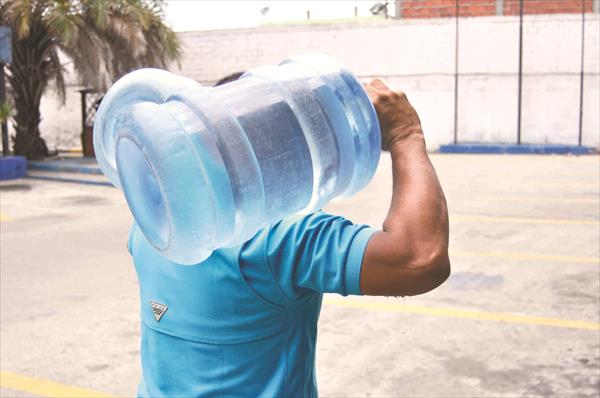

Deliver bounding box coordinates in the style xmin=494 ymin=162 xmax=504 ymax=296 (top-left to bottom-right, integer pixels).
xmin=2 ymin=85 xmax=82 ymax=153
xmin=3 ymin=12 xmax=597 ymax=152
xmin=175 ymin=13 xmax=599 ymax=149
xmin=40 ymin=86 xmax=84 ymax=151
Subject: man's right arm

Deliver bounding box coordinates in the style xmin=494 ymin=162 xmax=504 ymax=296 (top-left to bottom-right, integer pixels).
xmin=360 ymin=80 xmax=450 ymax=297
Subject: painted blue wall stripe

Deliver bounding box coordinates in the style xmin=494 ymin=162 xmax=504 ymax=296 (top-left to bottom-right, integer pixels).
xmin=439 ymin=143 xmax=597 ymax=155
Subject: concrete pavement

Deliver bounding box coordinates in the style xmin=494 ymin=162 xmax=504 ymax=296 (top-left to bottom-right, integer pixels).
xmin=1 ymin=154 xmax=599 ymax=397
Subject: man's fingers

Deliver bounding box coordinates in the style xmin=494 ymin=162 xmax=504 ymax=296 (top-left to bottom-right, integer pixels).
xmin=364 ymin=79 xmax=388 ymax=93
xmin=363 ymin=82 xmax=378 ymax=99
xmin=364 ymin=79 xmax=407 ymax=108
xmin=370 ymin=79 xmax=388 ymax=90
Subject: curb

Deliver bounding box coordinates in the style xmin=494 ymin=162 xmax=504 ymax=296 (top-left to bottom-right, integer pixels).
xmin=26 ymin=174 xmax=113 ymax=187
xmin=27 ymin=161 xmax=103 ymax=175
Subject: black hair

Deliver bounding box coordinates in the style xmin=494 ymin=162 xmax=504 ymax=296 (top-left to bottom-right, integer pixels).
xmin=214 ymin=72 xmax=245 ymax=87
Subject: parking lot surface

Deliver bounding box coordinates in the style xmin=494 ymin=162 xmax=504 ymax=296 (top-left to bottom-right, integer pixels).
xmin=1 ymin=154 xmax=599 ymax=397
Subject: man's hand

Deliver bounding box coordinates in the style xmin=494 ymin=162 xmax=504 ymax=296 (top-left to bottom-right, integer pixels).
xmin=363 ymin=79 xmax=423 ymax=151
xmin=359 ymin=79 xmax=450 ymax=297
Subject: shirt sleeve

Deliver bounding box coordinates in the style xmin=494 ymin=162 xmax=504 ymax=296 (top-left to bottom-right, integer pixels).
xmin=261 ymin=211 xmax=375 ymax=302
xmin=127 ymin=223 xmax=137 ymax=255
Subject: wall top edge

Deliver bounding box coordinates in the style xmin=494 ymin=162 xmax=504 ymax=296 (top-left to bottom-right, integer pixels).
xmin=176 ymin=13 xmax=599 ymax=36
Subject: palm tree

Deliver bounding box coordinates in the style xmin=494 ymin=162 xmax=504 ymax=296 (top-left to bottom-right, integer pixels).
xmin=0 ymin=0 xmax=180 ymax=159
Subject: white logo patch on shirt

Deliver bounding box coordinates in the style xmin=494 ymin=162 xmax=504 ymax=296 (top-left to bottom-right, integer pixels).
xmin=150 ymin=301 xmax=168 ymax=322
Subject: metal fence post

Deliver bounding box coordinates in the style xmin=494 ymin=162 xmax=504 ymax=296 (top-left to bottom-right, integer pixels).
xmin=80 ymin=90 xmax=87 ymax=138
xmin=0 ymin=26 xmax=11 ymax=156
xmin=516 ymin=0 xmax=524 ymax=145
xmin=578 ymin=0 xmax=586 ymax=146
xmin=0 ymin=62 xmax=8 ymax=156
xmin=453 ymin=0 xmax=459 ymax=144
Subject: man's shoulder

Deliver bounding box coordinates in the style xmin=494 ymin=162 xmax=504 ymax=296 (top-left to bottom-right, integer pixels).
xmin=128 ymin=210 xmax=350 ymax=264
xmin=266 ymin=210 xmax=346 ymax=236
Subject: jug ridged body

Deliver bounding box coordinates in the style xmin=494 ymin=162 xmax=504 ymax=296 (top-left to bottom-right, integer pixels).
xmin=94 ymin=54 xmax=381 ymax=264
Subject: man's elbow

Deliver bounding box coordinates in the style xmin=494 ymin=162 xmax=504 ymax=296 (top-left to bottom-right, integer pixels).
xmin=405 ymin=246 xmax=451 ymax=296
xmin=426 ymin=248 xmax=451 ymax=291
xmin=361 ymin=233 xmax=451 ymax=297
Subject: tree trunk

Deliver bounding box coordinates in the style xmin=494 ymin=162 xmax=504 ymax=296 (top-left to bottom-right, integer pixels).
xmin=6 ymin=18 xmax=50 ymax=160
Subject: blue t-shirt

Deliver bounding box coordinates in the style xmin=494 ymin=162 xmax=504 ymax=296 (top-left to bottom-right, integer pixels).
xmin=128 ymin=211 xmax=375 ymax=397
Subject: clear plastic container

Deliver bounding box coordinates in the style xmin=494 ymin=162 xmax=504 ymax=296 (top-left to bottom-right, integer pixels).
xmin=94 ymin=54 xmax=380 ymax=264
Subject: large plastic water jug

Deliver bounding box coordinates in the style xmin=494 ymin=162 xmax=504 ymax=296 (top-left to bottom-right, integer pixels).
xmin=94 ymin=54 xmax=381 ymax=264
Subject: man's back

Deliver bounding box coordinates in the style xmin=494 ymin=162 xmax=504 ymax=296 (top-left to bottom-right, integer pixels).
xmin=129 ymin=212 xmax=374 ymax=397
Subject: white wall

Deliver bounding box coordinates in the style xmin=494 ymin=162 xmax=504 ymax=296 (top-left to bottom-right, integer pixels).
xmin=3 ymin=59 xmax=83 ymax=153
xmin=39 ymin=86 xmax=84 ymax=151
xmin=4 ymin=13 xmax=598 ymax=152
xmin=175 ymin=13 xmax=600 ymax=149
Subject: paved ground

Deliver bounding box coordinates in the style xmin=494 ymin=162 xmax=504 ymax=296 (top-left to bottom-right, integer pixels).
xmin=1 ymin=154 xmax=599 ymax=397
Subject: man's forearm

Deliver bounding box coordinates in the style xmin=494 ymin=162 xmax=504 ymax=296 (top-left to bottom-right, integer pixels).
xmin=360 ymin=80 xmax=450 ymax=296
xmin=384 ymin=133 xmax=449 ymax=259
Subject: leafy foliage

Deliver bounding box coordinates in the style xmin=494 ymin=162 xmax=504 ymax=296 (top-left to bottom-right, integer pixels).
xmin=0 ymin=0 xmax=180 ymax=159
xmin=0 ymin=101 xmax=11 ymax=123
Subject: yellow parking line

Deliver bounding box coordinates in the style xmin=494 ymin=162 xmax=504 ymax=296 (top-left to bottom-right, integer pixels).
xmin=451 ymin=213 xmax=599 ymax=225
xmin=58 ymin=148 xmax=83 ymax=153
xmin=451 ymin=250 xmax=600 ymax=264
xmin=0 ymin=213 xmax=11 ymax=222
xmin=324 ymin=298 xmax=600 ymax=331
xmin=0 ymin=371 xmax=115 ymax=398
xmin=547 ymin=172 xmax=600 ymax=178
xmin=533 ymin=181 xmax=599 ymax=189
xmin=477 ymin=195 xmax=599 ymax=204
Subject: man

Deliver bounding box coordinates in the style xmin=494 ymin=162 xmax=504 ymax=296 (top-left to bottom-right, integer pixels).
xmin=128 ymin=79 xmax=450 ymax=397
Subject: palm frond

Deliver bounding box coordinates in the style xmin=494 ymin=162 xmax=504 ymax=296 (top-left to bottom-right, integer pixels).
xmin=44 ymin=0 xmax=80 ymax=46
xmin=46 ymin=47 xmax=66 ymax=102
xmin=85 ymin=0 xmax=109 ymax=29
xmin=4 ymin=0 xmax=181 ymax=158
